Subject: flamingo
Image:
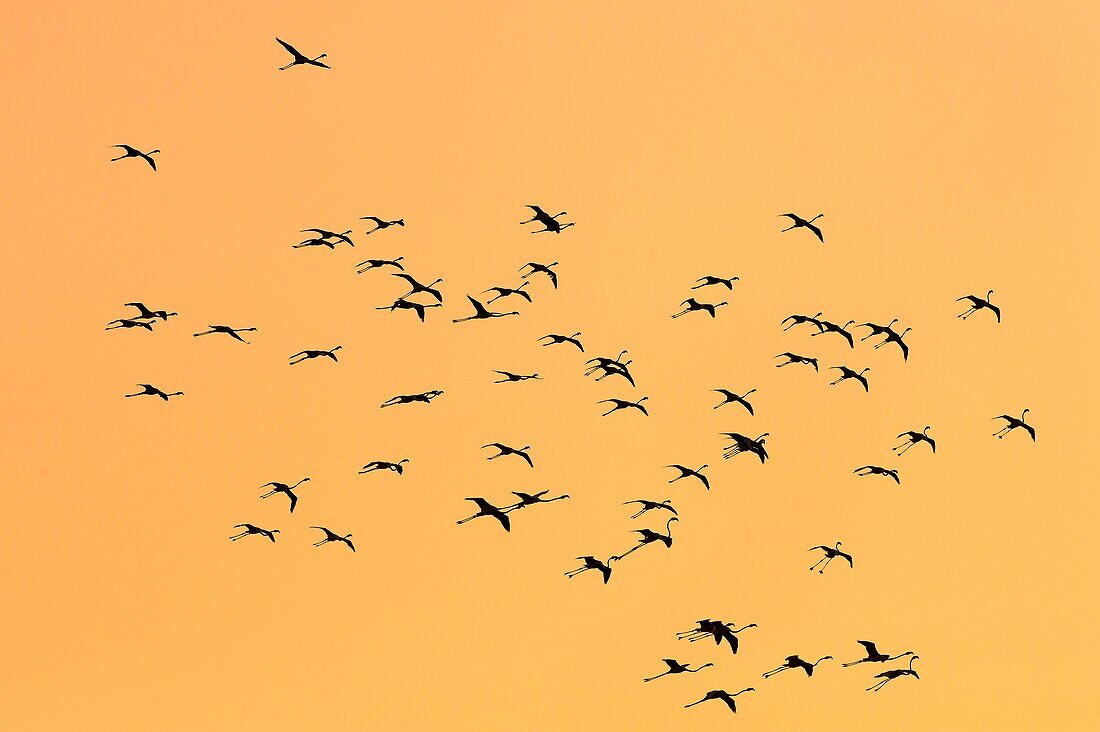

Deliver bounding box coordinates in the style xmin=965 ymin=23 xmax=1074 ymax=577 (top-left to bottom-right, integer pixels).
xmin=867 ymin=656 xmax=920 ymax=692
xmin=853 ymin=465 xmax=900 ymax=484
xmin=672 ymin=298 xmax=727 ymax=319
xmin=808 ymin=541 xmax=854 ymax=573
xmin=456 ymin=498 xmax=511 ymax=532
xmin=311 ymin=526 xmax=355 ymax=551
xmin=481 ymin=443 xmax=534 ymax=467
xmin=779 ymin=213 xmax=824 ymax=242
xmin=993 ymin=409 xmax=1035 ymax=441
xmin=684 ymin=688 xmax=755 ymax=714
xmin=520 ymin=261 xmax=559 ymax=288
xmin=613 ymin=517 xmax=678 ymax=560
xmin=643 ymin=658 xmax=714 ymax=682
xmin=894 ymin=426 xmax=935 ymax=455
xmin=124 ymin=384 xmax=183 ymax=401
xmin=452 ymin=296 xmax=520 ymax=323
xmin=957 ymin=290 xmax=1000 ymax=322
xmin=622 ymin=499 xmax=677 ymax=519
xmin=830 ymin=366 xmax=870 ymax=392
xmin=599 ymin=396 xmax=649 ymax=416
xmin=762 ymin=654 xmax=833 ymax=678
xmin=110 ymin=145 xmax=159 ymax=170
xmin=843 ymin=641 xmax=915 ymax=667
xmin=565 ymin=556 xmax=612 ymax=584
xmin=229 ymin=524 xmax=279 ymax=542
xmin=538 ymin=332 xmax=583 ymax=351
xmin=276 ymin=38 xmax=329 ymax=70
xmin=666 ymin=464 xmax=710 ymax=490
xmin=712 ymin=388 xmax=756 ymax=414
xmin=361 ymin=216 xmax=404 ymax=234
xmin=259 ymin=478 xmax=309 ymax=513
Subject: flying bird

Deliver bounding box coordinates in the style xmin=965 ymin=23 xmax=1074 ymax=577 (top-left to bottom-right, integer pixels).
xmin=110 ymin=145 xmax=159 ymax=170
xmin=875 ymin=326 xmax=912 ymax=361
xmin=613 ymin=517 xmax=678 ymax=560
xmin=520 ymin=261 xmax=559 ymax=288
xmin=623 ymin=499 xmax=677 ymax=519
xmin=779 ymin=213 xmax=824 ymax=242
xmin=481 ymin=443 xmax=534 ymax=467
xmin=493 ymin=370 xmax=541 ymax=383
xmin=812 ymin=319 xmax=856 ymax=347
xmin=843 ymin=641 xmax=916 ymax=667
xmin=484 ymin=282 xmax=532 ymax=304
xmin=392 ymin=273 xmax=443 ymax=303
xmin=853 ymin=465 xmax=900 ymax=484
xmin=808 ymin=541 xmax=854 ymax=573
xmin=452 ymin=296 xmax=520 ymax=323
xmin=599 ymin=396 xmax=649 ymax=416
xmin=672 ymin=298 xmax=727 ymax=319
xmin=376 ymin=298 xmax=441 ymax=322
xmin=124 ymin=384 xmax=183 ymax=401
xmin=712 ymin=388 xmax=756 ymax=414
xmin=830 ymin=366 xmax=870 ymax=392
xmin=857 ymin=319 xmax=899 ymax=342
xmin=356 ymin=256 xmax=404 ymax=273
xmin=993 ymin=409 xmax=1036 ymax=441
xmin=538 ymin=332 xmax=583 ymax=351
xmin=359 ymin=459 xmax=410 ymax=475
xmin=565 ymin=556 xmax=613 ymax=584
xmin=229 ymin=524 xmax=279 ymax=542
xmin=105 ymin=318 xmax=155 ymax=331
xmin=775 ymin=352 xmax=819 ymax=371
xmin=124 ymin=302 xmax=176 ymax=321
xmin=361 ymin=216 xmax=405 ymax=234
xmin=259 ymin=478 xmax=310 ymax=513
xmin=957 ymin=290 xmax=1001 ymax=322
xmin=684 ymin=688 xmax=755 ymax=714
xmin=193 ymin=325 xmax=257 ymax=343
xmin=456 ymin=498 xmax=511 ymax=532
xmin=380 ymin=390 xmax=444 ymax=408
xmin=692 ymin=275 xmax=739 ymax=290
xmin=867 ymin=656 xmax=920 ymax=692
xmin=276 ymin=38 xmax=329 ymax=70
xmin=311 ymin=526 xmax=355 ymax=552
xmin=762 ymin=655 xmax=833 ymax=678
xmin=289 ymin=346 xmax=342 ymax=365
xmin=666 ymin=464 xmax=710 ymax=490
xmin=503 ymin=490 xmax=570 ymax=512
xmin=722 ymin=433 xmax=769 ymax=463
xmin=520 ymin=205 xmax=574 ymax=234
xmin=299 ymin=228 xmax=354 ymax=248
xmin=781 ymin=312 xmax=823 ymax=331
xmin=894 ymin=426 xmax=935 ymax=455
xmin=643 ymin=658 xmax=714 ymax=683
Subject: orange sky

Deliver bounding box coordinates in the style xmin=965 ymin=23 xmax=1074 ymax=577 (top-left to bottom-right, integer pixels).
xmin=2 ymin=1 xmax=1099 ymax=729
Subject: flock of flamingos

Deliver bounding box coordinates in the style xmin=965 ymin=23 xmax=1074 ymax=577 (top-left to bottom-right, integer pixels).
xmin=103 ymin=37 xmax=1038 ymax=718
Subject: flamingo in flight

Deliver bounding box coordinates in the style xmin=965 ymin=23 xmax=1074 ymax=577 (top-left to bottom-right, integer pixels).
xmin=993 ymin=409 xmax=1035 ymax=441
xmin=762 ymin=654 xmax=833 ymax=678
xmin=481 ymin=443 xmax=534 ymax=467
xmin=684 ymin=688 xmax=755 ymax=714
xmin=538 ymin=332 xmax=583 ymax=351
xmin=712 ymin=388 xmax=756 ymax=414
xmin=894 ymin=426 xmax=935 ymax=455
xmin=376 ymin=298 xmax=441 ymax=322
xmin=622 ymin=499 xmax=677 ymax=519
xmin=781 ymin=311 xmax=823 ymax=331
xmin=643 ymin=658 xmax=714 ymax=683
xmin=521 ymin=261 xmax=559 ymax=288
xmin=259 ymin=478 xmax=310 ymax=513
xmin=830 ymin=366 xmax=870 ymax=392
xmin=229 ymin=524 xmax=279 ymax=542
xmin=775 ymin=352 xmax=818 ymax=371
xmin=565 ymin=556 xmax=613 ymax=584
xmin=456 ymin=498 xmax=511 ymax=532
xmin=520 ymin=205 xmax=574 ymax=234
xmin=692 ymin=275 xmax=739 ymax=290
xmin=311 ymin=526 xmax=355 ymax=552
xmin=843 ymin=640 xmax=916 ymax=667
xmin=672 ymin=298 xmax=727 ymax=319
xmin=666 ymin=464 xmax=710 ymax=490
xmin=361 ymin=216 xmax=404 ymax=234
xmin=853 ymin=465 xmax=900 ymax=484
xmin=276 ymin=38 xmax=329 ymax=70
xmin=124 ymin=384 xmax=183 ymax=401
xmin=599 ymin=396 xmax=649 ymax=416
xmin=452 ymin=296 xmax=519 ymax=323
xmin=957 ymin=290 xmax=1001 ymax=322
xmin=613 ymin=517 xmax=678 ymax=560
xmin=779 ymin=213 xmax=824 ymax=242
xmin=808 ymin=541 xmax=854 ymax=573
xmin=867 ymin=656 xmax=920 ymax=692
xmin=110 ymin=145 xmax=159 ymax=170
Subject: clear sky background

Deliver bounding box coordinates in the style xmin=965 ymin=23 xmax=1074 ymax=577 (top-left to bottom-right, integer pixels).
xmin=2 ymin=1 xmax=1098 ymax=729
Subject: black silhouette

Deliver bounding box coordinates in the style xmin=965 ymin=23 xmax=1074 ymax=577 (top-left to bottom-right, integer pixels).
xmin=721 ymin=433 xmax=769 ymax=463
xmin=684 ymin=688 xmax=755 ymax=714
xmin=857 ymin=319 xmax=899 ymax=342
xmin=672 ymin=298 xmax=727 ymax=319
xmin=666 ymin=464 xmax=710 ymax=490
xmin=538 ymin=332 xmax=583 ymax=351
xmin=376 ymin=298 xmax=441 ymax=322
xmin=380 ymin=390 xmax=444 ymax=408
xmin=854 ymin=465 xmax=900 ymax=484
xmin=843 ymin=641 xmax=916 ymax=667
xmin=762 ymin=655 xmax=833 ymax=678
xmin=392 ymin=273 xmax=443 ymax=303
xmin=230 ymin=524 xmax=279 ymax=542
xmin=779 ymin=213 xmax=824 ymax=242
xmin=613 ymin=517 xmax=678 ymax=560
xmin=781 ymin=311 xmax=823 ymax=331
xmin=259 ymin=478 xmax=309 ymax=513
xmin=125 ymin=384 xmax=183 ymax=401
xmin=643 ymin=658 xmax=714 ymax=683
xmin=110 ymin=144 xmax=159 ymax=170
xmin=876 ymin=326 xmax=911 ymax=361
xmin=677 ymin=620 xmax=758 ymax=654
xmin=452 ymin=296 xmax=520 ymax=322
xmin=565 ymin=556 xmax=613 ymax=584
xmin=484 ymin=282 xmax=532 ymax=303
xmin=520 ymin=205 xmax=574 ymax=234
xmin=712 ymin=388 xmax=756 ymax=414
xmin=775 ymin=352 xmax=818 ymax=371
xmin=493 ymin=370 xmax=540 ymax=383
xmin=623 ymin=499 xmax=677 ymax=519
xmin=359 ymin=459 xmax=409 ymax=475
xmin=456 ymin=498 xmax=510 ymax=532
xmin=809 ymin=541 xmax=854 ymax=573
xmin=298 ymin=228 xmax=354 ymax=248
xmin=993 ymin=409 xmax=1036 ymax=441
xmin=520 ymin=261 xmax=558 ymax=288
xmin=482 ymin=443 xmax=533 ymax=467
xmin=867 ymin=656 xmax=920 ymax=692
xmin=692 ymin=275 xmax=739 ymax=290
xmin=361 ymin=216 xmax=405 ymax=234
xmin=503 ymin=490 xmax=570 ymax=512
xmin=599 ymin=396 xmax=649 ymax=416
xmin=812 ymin=319 xmax=856 ymax=347
xmin=311 ymin=526 xmax=355 ymax=552
xmin=830 ymin=366 xmax=870 ymax=392
xmin=356 ymin=256 xmax=404 ymax=273
xmin=894 ymin=426 xmax=935 ymax=455
xmin=957 ymin=290 xmax=1000 ymax=322
xmin=124 ymin=302 xmax=176 ymax=321
xmin=586 ymin=356 xmax=635 ymax=386
xmin=193 ymin=325 xmax=257 ymax=343
xmin=106 ymin=318 xmax=154 ymax=331
xmin=276 ymin=38 xmax=329 ymax=70
xmin=289 ymin=346 xmax=342 ymax=365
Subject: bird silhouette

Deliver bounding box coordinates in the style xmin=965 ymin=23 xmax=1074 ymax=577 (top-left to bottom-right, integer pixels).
xmin=812 ymin=319 xmax=856 ymax=347
xmin=391 ymin=273 xmax=443 ymax=303
xmin=110 ymin=145 xmax=159 ymax=170
xmin=643 ymin=658 xmax=714 ymax=682
xmin=867 ymin=656 xmax=920 ymax=692
xmin=481 ymin=443 xmax=534 ymax=467
xmin=613 ymin=517 xmax=678 ymax=560
xmin=565 ymin=556 xmax=613 ymax=584
xmin=894 ymin=426 xmax=935 ymax=455
xmin=779 ymin=213 xmax=824 ymax=242
xmin=722 ymin=433 xmax=769 ymax=463
xmin=276 ymin=38 xmax=329 ymax=70
xmin=105 ymin=318 xmax=155 ymax=331
xmin=376 ymin=298 xmax=441 ymax=322
xmin=684 ymin=688 xmax=755 ymax=714
xmin=677 ymin=620 xmax=759 ymax=654
xmin=666 ymin=464 xmax=710 ymax=490
xmin=124 ymin=302 xmax=176 ymax=321
xmin=809 ymin=541 xmax=854 ymax=573
xmin=775 ymin=352 xmax=819 ymax=371
xmin=452 ymin=295 xmax=520 ymax=323
xmin=692 ymin=275 xmax=739 ymax=290
xmin=193 ymin=325 xmax=257 ymax=343
xmin=762 ymin=655 xmax=833 ymax=678
xmin=599 ymin=396 xmax=649 ymax=416
xmin=361 ymin=216 xmax=405 ymax=234
xmin=380 ymin=390 xmax=444 ymax=408
xmin=298 ymin=228 xmax=354 ymax=248
xmin=843 ymin=641 xmax=916 ymax=667
xmin=493 ymin=370 xmax=541 ymax=383
xmin=359 ymin=459 xmax=409 ymax=475
xmin=957 ymin=290 xmax=1001 ymax=322
xmin=538 ymin=332 xmax=583 ymax=351
xmin=712 ymin=388 xmax=756 ymax=414
xmin=289 ymin=346 xmax=342 ymax=365
xmin=854 ymin=465 xmax=900 ymax=484
xmin=586 ymin=358 xmax=635 ymax=386
xmin=259 ymin=478 xmax=309 ymax=513
xmin=520 ymin=205 xmax=574 ymax=234
xmin=781 ymin=312 xmax=823 ymax=331
xmin=124 ymin=384 xmax=183 ymax=401
xmin=876 ymin=326 xmax=912 ymax=360
xmin=356 ymin=256 xmax=404 ymax=273
xmin=993 ymin=409 xmax=1036 ymax=441
xmin=311 ymin=526 xmax=355 ymax=551
xmin=520 ymin=261 xmax=559 ymax=289
xmin=830 ymin=365 xmax=870 ymax=392
xmin=503 ymin=490 xmax=570 ymax=512
xmin=672 ymin=298 xmax=727 ymax=319
xmin=622 ymin=499 xmax=677 ymax=519
xmin=229 ymin=524 xmax=279 ymax=542
xmin=456 ymin=498 xmax=511 ymax=532
xmin=484 ymin=282 xmax=532 ymax=304
xmin=857 ymin=318 xmax=899 ymax=342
